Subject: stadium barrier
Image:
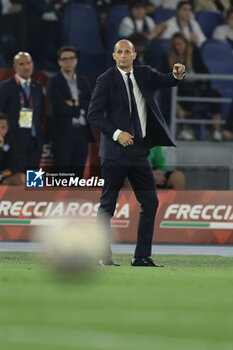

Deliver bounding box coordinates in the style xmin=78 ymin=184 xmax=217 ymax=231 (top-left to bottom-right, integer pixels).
xmin=0 ymin=186 xmax=233 ymax=244
xmin=170 ymin=73 xmax=233 ymax=140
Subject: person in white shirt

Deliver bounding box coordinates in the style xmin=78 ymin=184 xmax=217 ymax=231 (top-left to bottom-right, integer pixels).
xmin=194 ymin=0 xmax=230 ymax=16
xmin=0 ymin=0 xmax=21 ymax=14
xmin=212 ymin=7 xmax=233 ymax=49
xmin=0 ymin=0 xmax=23 ymax=57
xmin=148 ymin=0 xmax=183 ymax=10
xmin=161 ymin=1 xmax=207 ymax=47
xmin=118 ymin=0 xmax=166 ymax=41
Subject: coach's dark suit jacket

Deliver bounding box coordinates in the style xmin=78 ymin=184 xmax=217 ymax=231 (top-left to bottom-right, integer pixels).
xmin=0 ymin=76 xmax=45 ymax=152
xmin=47 ymin=71 xmax=95 ymax=143
xmin=88 ymin=66 xmax=179 ymax=160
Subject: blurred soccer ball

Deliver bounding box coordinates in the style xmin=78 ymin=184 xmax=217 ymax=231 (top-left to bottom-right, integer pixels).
xmin=36 ymin=218 xmax=107 ymax=273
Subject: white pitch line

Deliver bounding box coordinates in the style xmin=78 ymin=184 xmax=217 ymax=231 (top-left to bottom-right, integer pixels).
xmin=1 ymin=324 xmax=233 ymax=350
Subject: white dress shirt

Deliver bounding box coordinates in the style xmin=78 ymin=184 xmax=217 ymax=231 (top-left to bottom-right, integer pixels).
xmin=113 ymin=67 xmax=147 ymax=141
xmin=16 ymin=74 xmax=31 ymax=88
xmin=61 ymin=70 xmax=86 ymax=126
xmin=212 ymin=24 xmax=233 ymax=45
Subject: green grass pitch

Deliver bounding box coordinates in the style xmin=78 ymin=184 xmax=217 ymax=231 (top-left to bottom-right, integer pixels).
xmin=0 ymin=252 xmax=233 ymax=350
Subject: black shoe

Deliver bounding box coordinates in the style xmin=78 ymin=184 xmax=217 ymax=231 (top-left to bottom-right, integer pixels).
xmin=131 ymin=257 xmax=165 ymax=267
xmin=98 ymin=259 xmax=120 ymax=267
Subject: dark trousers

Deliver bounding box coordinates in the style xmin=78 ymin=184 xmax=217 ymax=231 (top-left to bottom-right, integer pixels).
xmin=98 ymin=154 xmax=158 ymax=259
xmin=53 ymin=128 xmax=88 ymax=178
xmin=18 ymin=136 xmax=42 ymax=171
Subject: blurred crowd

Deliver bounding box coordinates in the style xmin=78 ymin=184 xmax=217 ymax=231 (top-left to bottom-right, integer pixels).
xmin=1 ymin=1 xmax=233 ymax=68
xmin=0 ymin=0 xmax=233 ymax=185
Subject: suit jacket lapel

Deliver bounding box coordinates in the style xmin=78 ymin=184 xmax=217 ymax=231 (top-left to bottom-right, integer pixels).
xmin=58 ymin=71 xmax=72 ymax=99
xmin=114 ymin=67 xmax=129 ymax=107
xmin=133 ymin=68 xmax=146 ymax=97
xmin=31 ymin=81 xmax=37 ymax=108
xmin=134 ymin=67 xmax=155 ymax=110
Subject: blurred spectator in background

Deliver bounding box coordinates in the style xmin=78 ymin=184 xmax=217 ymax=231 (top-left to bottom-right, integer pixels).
xmin=72 ymin=0 xmax=94 ymax=3
xmin=47 ymin=45 xmax=95 ymax=177
xmin=194 ymin=0 xmax=230 ymax=16
xmin=128 ymin=32 xmax=149 ymax=65
xmin=0 ymin=113 xmax=25 ymax=185
xmin=147 ymin=0 xmax=183 ymax=14
xmin=150 ymin=0 xmax=183 ymax=8
xmin=73 ymin=0 xmax=127 ymax=27
xmin=161 ymin=1 xmax=207 ymax=48
xmin=0 ymin=0 xmax=25 ymax=63
xmin=94 ymin=0 xmax=126 ymax=26
xmin=0 ymin=52 xmax=45 ymax=170
xmin=223 ymin=101 xmax=233 ymax=140
xmin=162 ymin=32 xmax=222 ymax=141
xmin=118 ymin=0 xmax=166 ymax=41
xmin=149 ymin=146 xmax=186 ymax=189
xmin=93 ymin=0 xmax=127 ymax=45
xmin=118 ymin=0 xmax=166 ymax=66
xmin=0 ymin=0 xmax=22 ymax=17
xmin=212 ymin=7 xmax=233 ymax=50
xmin=25 ymin=0 xmax=67 ymax=70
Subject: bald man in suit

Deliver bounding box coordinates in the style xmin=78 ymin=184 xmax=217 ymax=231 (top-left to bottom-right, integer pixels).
xmin=0 ymin=52 xmax=45 ymax=170
xmin=88 ymin=39 xmax=185 ymax=267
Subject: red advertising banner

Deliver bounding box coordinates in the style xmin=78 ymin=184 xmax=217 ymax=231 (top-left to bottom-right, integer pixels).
xmin=0 ymin=187 xmax=233 ymax=244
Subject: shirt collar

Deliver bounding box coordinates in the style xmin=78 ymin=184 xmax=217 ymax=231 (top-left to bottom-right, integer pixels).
xmin=61 ymin=69 xmax=77 ymax=83
xmin=16 ymin=74 xmax=31 ymax=87
xmin=117 ymin=66 xmax=133 ymax=77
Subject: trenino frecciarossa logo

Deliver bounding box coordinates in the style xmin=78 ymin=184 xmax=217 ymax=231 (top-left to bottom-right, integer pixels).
xmin=160 ymin=204 xmax=233 ymax=230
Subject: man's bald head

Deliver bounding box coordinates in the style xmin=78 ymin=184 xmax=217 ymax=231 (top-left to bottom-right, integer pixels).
xmin=13 ymin=52 xmax=33 ymax=80
xmin=14 ymin=51 xmax=32 ymax=63
xmin=114 ymin=40 xmax=135 ymax=53
xmin=112 ymin=40 xmax=137 ymax=72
